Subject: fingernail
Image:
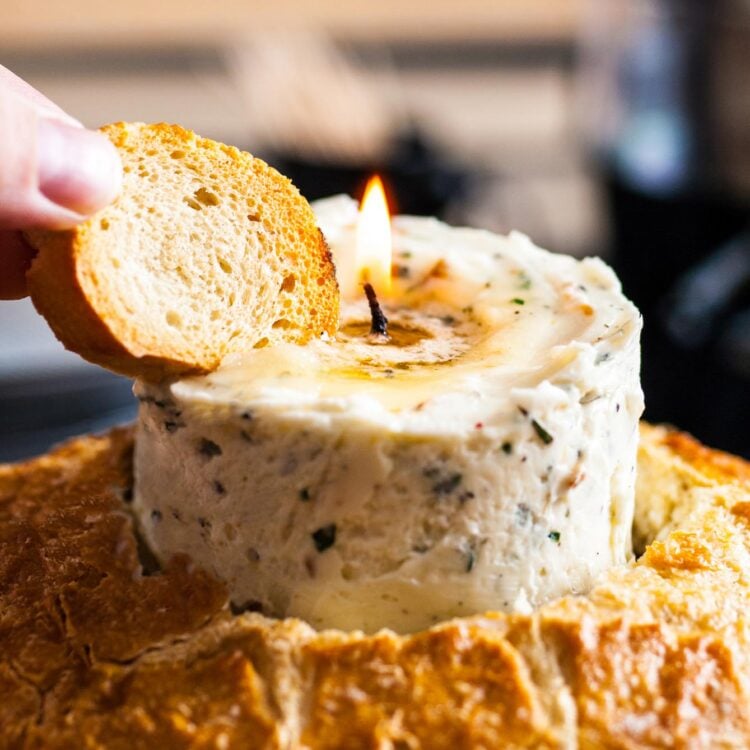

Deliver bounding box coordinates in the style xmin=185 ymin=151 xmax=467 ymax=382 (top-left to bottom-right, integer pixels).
xmin=37 ymin=118 xmax=122 ymax=215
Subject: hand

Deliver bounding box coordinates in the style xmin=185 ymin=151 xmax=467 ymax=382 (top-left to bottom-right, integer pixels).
xmin=0 ymin=66 xmax=122 ymax=299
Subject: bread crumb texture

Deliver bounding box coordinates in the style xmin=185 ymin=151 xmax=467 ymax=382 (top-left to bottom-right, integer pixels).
xmin=25 ymin=122 xmax=339 ymax=381
xmin=1 ymin=423 xmax=750 ymax=748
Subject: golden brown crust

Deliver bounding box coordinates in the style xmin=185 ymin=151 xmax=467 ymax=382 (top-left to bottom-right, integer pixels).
xmin=2 ymin=424 xmax=750 ymax=748
xmin=25 ymin=122 xmax=340 ymax=381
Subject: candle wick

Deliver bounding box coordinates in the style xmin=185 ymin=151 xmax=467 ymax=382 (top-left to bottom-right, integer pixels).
xmin=363 ymin=283 xmax=390 ymax=339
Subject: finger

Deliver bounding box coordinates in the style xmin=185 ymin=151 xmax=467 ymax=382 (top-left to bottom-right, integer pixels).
xmin=36 ymin=118 xmax=123 ymax=217
xmin=0 ymin=231 xmax=35 ymax=299
xmin=0 ymin=86 xmax=122 ymax=230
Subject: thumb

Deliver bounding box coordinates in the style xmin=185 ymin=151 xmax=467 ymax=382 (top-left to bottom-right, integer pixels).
xmin=0 ymin=85 xmax=121 ymax=231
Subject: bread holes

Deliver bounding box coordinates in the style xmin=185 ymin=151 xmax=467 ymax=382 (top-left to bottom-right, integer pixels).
xmin=272 ymin=318 xmax=292 ymax=330
xmin=218 ymin=258 xmax=232 ymax=275
xmin=194 ymin=187 xmax=220 ymax=207
xmin=170 ymin=150 xmax=186 ymax=159
xmin=100 ymin=218 xmax=110 ymax=230
xmin=165 ymin=311 xmax=183 ymax=329
xmin=183 ymin=196 xmax=202 ymax=211
xmin=210 ymin=310 xmax=221 ymax=321
xmin=281 ymin=275 xmax=296 ymax=293
xmin=254 ymin=337 xmax=270 ymax=349
xmin=247 ymin=213 xmax=261 ymax=222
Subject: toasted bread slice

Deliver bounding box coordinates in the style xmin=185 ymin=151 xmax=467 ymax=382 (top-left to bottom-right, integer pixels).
xmin=25 ymin=122 xmax=339 ymax=381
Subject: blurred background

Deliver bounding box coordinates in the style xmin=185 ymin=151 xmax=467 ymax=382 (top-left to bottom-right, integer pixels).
xmin=1 ymin=0 xmax=748 ymax=460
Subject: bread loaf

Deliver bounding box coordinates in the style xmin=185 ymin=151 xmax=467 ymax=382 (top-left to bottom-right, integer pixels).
xmin=2 ymin=424 xmax=749 ymax=747
xmin=25 ymin=122 xmax=339 ymax=381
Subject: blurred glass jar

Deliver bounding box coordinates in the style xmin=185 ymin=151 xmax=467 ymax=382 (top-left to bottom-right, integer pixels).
xmin=577 ymin=0 xmax=750 ymax=458
xmin=578 ymin=0 xmax=750 ymax=200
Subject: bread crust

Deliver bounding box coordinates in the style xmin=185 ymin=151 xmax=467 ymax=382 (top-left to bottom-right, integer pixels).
xmin=25 ymin=123 xmax=339 ymax=381
xmin=2 ymin=424 xmax=749 ymax=748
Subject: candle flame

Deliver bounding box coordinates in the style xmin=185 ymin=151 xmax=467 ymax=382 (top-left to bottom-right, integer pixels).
xmin=355 ymin=175 xmax=392 ymax=295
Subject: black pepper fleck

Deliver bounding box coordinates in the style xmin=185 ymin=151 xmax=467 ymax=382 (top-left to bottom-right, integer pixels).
xmin=151 ymin=509 xmax=162 ymax=522
xmin=501 ymin=442 xmax=513 ymax=455
xmin=312 ymin=524 xmax=337 ymax=552
xmin=241 ymin=411 xmax=254 ymax=420
xmin=299 ymin=487 xmax=311 ymax=502
xmin=213 ymin=480 xmax=226 ymax=495
xmin=432 ymin=473 xmax=463 ymax=495
xmin=164 ymin=420 xmax=184 ymax=433
xmin=548 ymin=530 xmax=561 ymax=543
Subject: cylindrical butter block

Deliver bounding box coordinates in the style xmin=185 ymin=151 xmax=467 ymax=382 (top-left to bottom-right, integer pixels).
xmin=134 ymin=196 xmax=643 ymax=633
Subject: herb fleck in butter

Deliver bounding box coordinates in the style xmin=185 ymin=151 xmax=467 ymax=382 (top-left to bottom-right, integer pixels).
xmin=531 ymin=419 xmax=554 ymax=445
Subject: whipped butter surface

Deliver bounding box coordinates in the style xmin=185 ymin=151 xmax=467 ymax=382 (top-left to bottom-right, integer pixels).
xmin=134 ymin=196 xmax=644 ymax=633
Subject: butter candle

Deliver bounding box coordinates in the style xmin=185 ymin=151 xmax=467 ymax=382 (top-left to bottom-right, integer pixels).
xmin=134 ymin=194 xmax=643 ymax=633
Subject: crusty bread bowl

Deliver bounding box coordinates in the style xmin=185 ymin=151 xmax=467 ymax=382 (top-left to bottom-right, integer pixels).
xmin=1 ymin=424 xmax=749 ymax=748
